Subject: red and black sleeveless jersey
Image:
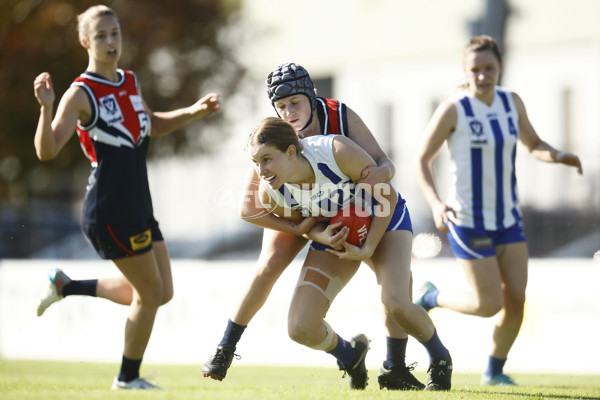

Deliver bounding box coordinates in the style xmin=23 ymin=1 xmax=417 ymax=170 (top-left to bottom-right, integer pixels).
xmin=315 ymin=97 xmax=349 ymax=136
xmin=72 ymin=69 xmax=154 ymax=225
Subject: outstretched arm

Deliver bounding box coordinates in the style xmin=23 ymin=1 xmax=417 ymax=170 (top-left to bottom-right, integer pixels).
xmin=148 ymin=92 xmax=221 ymax=137
xmin=514 ymin=92 xmax=583 ymax=175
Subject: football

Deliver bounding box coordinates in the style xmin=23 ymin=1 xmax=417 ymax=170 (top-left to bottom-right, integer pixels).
xmin=329 ymin=205 xmax=372 ymax=247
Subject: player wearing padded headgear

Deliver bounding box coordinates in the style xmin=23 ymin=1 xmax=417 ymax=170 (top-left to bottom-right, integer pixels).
xmin=266 ymin=62 xmax=348 ymax=135
xmin=203 ymin=63 xmax=433 ymax=391
xmin=267 ymin=62 xmax=317 ymax=131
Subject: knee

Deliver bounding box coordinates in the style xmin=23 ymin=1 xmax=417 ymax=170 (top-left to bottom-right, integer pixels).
xmin=256 ymin=256 xmax=288 ymax=278
xmin=288 ymin=320 xmax=312 ymax=346
xmin=504 ymin=291 xmax=526 ymax=315
xmin=473 ymin=294 xmax=504 ymax=317
xmin=382 ymin=295 xmax=413 ymax=325
xmin=287 ymin=307 xmax=322 ymax=346
xmin=136 ymin=282 xmax=164 ymax=310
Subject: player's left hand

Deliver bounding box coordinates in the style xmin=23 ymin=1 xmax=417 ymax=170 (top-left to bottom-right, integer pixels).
xmin=194 ymin=92 xmax=221 ymax=117
xmin=557 ymin=151 xmax=583 ymax=175
xmin=358 ymin=165 xmax=388 ymax=186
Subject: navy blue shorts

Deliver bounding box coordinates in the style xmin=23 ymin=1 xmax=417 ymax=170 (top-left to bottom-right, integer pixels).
xmin=82 ymin=218 xmax=163 ymax=260
xmin=446 ymin=221 xmax=526 ymax=260
xmin=310 ymin=199 xmax=412 ymax=252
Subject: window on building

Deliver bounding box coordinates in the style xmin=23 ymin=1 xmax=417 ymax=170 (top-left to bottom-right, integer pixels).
xmin=313 ymin=77 xmax=333 ymax=99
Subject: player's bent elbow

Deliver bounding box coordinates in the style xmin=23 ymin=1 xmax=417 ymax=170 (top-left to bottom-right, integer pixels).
xmin=239 ymin=210 xmax=256 ymax=223
xmin=36 ymin=150 xmax=56 ymax=162
xmin=238 ymin=202 xmax=255 ymax=220
xmin=160 ymin=287 xmax=174 ymax=306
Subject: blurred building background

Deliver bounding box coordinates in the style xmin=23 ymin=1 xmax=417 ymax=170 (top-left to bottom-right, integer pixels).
xmin=1 ymin=0 xmax=598 ymax=259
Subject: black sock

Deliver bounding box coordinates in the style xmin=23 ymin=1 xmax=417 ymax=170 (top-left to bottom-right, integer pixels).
xmin=419 ymin=329 xmax=449 ymax=361
xmin=384 ymin=337 xmax=408 ymax=369
xmin=219 ymin=319 xmax=247 ymax=348
xmin=118 ymin=355 xmax=142 ymax=383
xmin=62 ymin=279 xmax=97 ymax=297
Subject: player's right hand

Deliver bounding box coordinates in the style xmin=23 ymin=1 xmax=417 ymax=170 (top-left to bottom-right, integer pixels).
xmin=432 ymin=201 xmax=455 ymax=233
xmin=34 ymin=72 xmax=55 ymax=107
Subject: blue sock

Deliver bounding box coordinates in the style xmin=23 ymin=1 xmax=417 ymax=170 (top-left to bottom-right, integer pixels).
xmin=118 ymin=355 xmax=142 ymax=383
xmin=384 ymin=337 xmax=407 ymax=369
xmin=419 ymin=329 xmax=449 ymax=361
xmin=485 ymin=356 xmax=506 ymax=377
xmin=62 ymin=279 xmax=97 ymax=297
xmin=422 ymin=289 xmax=440 ymax=310
xmin=327 ymin=334 xmax=355 ymax=368
xmin=219 ymin=319 xmax=247 ymax=348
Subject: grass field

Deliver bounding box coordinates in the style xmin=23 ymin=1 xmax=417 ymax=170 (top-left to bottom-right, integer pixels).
xmin=1 ymin=359 xmax=599 ymax=400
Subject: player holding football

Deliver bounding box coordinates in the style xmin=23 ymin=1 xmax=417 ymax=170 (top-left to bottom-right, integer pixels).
xmin=204 ymin=63 xmax=429 ymax=390
xmin=242 ymin=117 xmax=452 ymax=391
xmin=33 ymin=4 xmax=220 ymax=390
xmin=414 ymin=35 xmax=583 ymax=386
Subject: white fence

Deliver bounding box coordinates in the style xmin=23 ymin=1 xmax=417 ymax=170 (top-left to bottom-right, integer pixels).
xmin=1 ymin=257 xmax=599 ymax=375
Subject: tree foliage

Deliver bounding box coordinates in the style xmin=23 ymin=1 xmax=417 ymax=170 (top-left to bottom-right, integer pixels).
xmin=0 ymin=0 xmax=245 ymax=256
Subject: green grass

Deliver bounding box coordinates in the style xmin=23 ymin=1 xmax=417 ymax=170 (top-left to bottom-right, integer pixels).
xmin=0 ymin=359 xmax=599 ymax=400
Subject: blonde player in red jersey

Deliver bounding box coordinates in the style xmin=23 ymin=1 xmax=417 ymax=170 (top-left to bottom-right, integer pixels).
xmin=33 ymin=4 xmax=220 ymax=389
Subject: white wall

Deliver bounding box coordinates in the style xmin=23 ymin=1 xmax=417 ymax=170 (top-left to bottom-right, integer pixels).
xmin=2 ymin=257 xmax=599 ymax=374
xmin=145 ymin=0 xmax=599 ymax=244
xmin=234 ymin=0 xmax=599 ymax=216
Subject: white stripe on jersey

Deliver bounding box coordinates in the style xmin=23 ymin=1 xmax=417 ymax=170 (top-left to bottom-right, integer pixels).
xmin=80 ymin=69 xmax=126 ymax=87
xmin=72 ymin=82 xmax=99 ymax=129
xmin=88 ymin=125 xmax=135 ymax=149
xmin=446 ymin=87 xmax=520 ymax=230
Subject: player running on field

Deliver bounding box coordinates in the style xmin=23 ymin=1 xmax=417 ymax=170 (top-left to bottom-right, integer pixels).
xmin=414 ymin=35 xmax=582 ymax=386
xmin=33 ymin=4 xmax=220 ymax=390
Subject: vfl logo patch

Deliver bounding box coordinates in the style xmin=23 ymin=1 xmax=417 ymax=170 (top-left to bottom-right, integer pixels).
xmin=469 ymin=119 xmax=487 ymax=145
xmin=129 ymin=229 xmax=152 ymax=251
xmin=470 ymin=236 xmax=493 ymax=250
xmin=469 ymin=120 xmax=484 ymax=136
xmin=100 ymin=93 xmax=124 ymax=125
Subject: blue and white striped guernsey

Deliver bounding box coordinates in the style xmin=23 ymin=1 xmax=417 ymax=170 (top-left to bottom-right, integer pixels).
xmin=262 ymin=135 xmax=356 ymax=217
xmin=446 ymin=87 xmax=521 ymax=231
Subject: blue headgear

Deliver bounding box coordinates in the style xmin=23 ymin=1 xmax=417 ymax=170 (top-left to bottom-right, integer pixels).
xmin=266 ymin=63 xmax=316 ymax=131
